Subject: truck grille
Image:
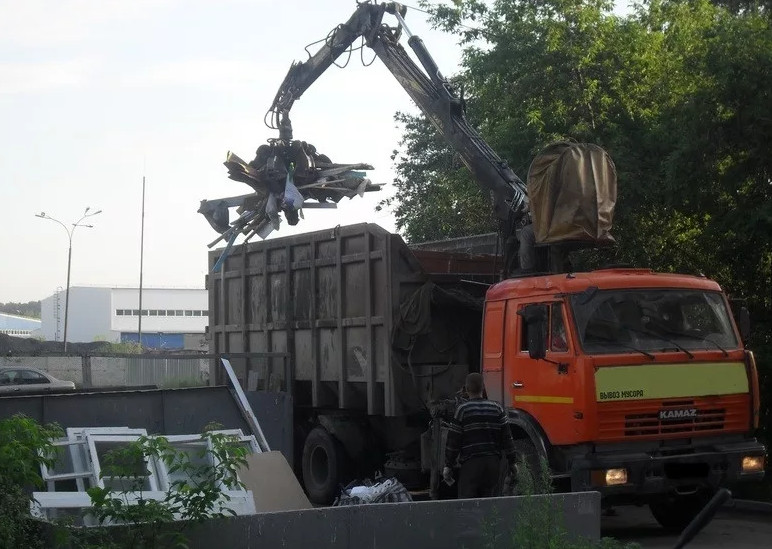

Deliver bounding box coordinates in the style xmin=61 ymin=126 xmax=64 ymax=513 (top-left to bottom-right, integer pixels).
xmin=597 ymin=395 xmax=750 ymax=441
xmin=624 ymin=404 xmax=724 ymax=437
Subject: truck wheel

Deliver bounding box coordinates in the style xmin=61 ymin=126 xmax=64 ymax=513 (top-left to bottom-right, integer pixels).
xmin=301 ymin=426 xmax=347 ymax=504
xmin=649 ymin=491 xmax=712 ymax=532
xmin=498 ymin=438 xmax=546 ymax=496
xmin=513 ymin=439 xmax=548 ymax=494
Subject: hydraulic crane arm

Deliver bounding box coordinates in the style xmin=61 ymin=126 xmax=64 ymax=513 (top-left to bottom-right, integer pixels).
xmin=266 ymin=1 xmax=528 ymax=225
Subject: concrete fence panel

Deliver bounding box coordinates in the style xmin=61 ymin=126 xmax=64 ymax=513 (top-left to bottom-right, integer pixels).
xmin=0 ymin=356 xmax=83 ymax=384
xmin=1 ymin=355 xmax=208 ymax=388
xmin=148 ymin=492 xmax=601 ymax=549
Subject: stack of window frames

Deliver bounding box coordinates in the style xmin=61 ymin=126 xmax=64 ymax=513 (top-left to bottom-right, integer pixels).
xmin=32 ymin=427 xmax=259 ymax=526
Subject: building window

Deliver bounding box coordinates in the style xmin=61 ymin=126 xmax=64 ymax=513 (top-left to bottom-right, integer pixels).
xmin=141 ymin=310 xmax=148 ymax=316
xmin=149 ymin=310 xmax=158 ymax=316
xmin=116 ymin=310 xmax=124 ymax=316
xmin=132 ymin=310 xmax=139 ymax=316
xmin=202 ymin=310 xmax=209 ymax=316
xmin=176 ymin=310 xmax=183 ymax=316
xmin=157 ymin=310 xmax=166 ymax=317
xmin=193 ymin=310 xmax=201 ymax=317
xmin=185 ymin=310 xmax=193 ymax=317
xmin=166 ymin=310 xmax=175 ymax=316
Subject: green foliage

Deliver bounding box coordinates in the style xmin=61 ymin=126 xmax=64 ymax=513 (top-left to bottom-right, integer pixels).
xmin=379 ymin=111 xmax=498 ymax=243
xmin=0 ymin=300 xmax=41 ymax=318
xmin=91 ymin=338 xmax=144 ymax=354
xmin=484 ymin=457 xmax=640 ymax=549
xmin=0 ymin=415 xmax=63 ymax=549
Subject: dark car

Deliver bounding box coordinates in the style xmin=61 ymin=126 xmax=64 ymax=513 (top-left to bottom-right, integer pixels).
xmin=0 ymin=367 xmax=76 ymax=394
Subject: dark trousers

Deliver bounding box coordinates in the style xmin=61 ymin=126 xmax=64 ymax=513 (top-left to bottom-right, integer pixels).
xmin=457 ymin=455 xmax=501 ymax=499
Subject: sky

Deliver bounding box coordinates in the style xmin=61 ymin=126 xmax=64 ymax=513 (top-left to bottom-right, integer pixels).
xmin=0 ymin=0 xmax=470 ymax=302
xmin=0 ymin=0 xmax=633 ymax=303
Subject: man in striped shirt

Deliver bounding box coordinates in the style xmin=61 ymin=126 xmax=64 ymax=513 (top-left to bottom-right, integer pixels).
xmin=444 ymin=372 xmax=517 ymax=498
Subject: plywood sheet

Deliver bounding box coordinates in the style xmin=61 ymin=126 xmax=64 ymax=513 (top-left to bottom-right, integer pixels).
xmin=239 ymin=451 xmax=311 ymax=512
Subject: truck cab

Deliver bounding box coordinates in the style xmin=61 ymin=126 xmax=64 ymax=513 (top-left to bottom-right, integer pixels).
xmin=482 ymin=267 xmax=765 ymax=528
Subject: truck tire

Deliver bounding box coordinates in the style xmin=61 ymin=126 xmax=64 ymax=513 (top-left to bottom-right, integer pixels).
xmin=649 ymin=490 xmax=712 ymax=532
xmin=301 ymin=426 xmax=347 ymax=504
xmin=498 ymin=438 xmax=546 ymax=496
xmin=514 ymin=439 xmax=549 ymax=494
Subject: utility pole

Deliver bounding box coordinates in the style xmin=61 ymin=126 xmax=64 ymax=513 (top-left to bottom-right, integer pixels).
xmin=36 ymin=208 xmax=102 ymax=352
xmin=138 ymin=176 xmax=146 ymax=346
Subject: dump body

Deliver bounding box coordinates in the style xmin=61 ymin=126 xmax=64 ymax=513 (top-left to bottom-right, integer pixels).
xmin=208 ymin=223 xmax=490 ymax=417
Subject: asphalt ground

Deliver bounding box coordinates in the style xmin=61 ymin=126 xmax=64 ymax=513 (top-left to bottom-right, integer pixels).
xmin=602 ymin=502 xmax=772 ymax=548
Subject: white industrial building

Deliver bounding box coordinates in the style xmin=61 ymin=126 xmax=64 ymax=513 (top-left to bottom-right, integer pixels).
xmin=39 ymin=286 xmax=208 ymax=350
xmin=0 ymin=313 xmax=42 ymax=338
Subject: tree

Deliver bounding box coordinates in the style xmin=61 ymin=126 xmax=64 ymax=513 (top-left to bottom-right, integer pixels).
xmin=0 ymin=301 xmax=41 ymax=319
xmin=379 ymin=112 xmax=496 ymax=243
xmin=391 ymin=0 xmax=771 ymax=296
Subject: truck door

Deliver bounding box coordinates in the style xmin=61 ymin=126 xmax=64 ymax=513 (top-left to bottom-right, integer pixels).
xmin=505 ymin=300 xmax=577 ymax=444
xmin=482 ymin=300 xmax=506 ymax=403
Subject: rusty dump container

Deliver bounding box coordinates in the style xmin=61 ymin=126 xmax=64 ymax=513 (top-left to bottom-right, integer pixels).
xmin=207 ymin=223 xmax=494 ymax=417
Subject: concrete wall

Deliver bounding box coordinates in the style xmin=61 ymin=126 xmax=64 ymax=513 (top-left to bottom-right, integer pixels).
xmin=0 ymin=355 xmax=207 ymax=388
xmin=0 ymin=355 xmax=84 ymax=384
xmin=194 ymin=493 xmax=599 ymax=548
xmin=55 ymin=492 xmax=600 ymax=549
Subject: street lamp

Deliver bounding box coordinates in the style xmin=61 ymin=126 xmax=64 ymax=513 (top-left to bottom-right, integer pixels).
xmin=36 ymin=207 xmax=102 ymax=352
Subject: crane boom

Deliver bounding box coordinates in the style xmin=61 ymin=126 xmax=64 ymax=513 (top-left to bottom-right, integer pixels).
xmin=266 ymin=1 xmax=528 ymax=226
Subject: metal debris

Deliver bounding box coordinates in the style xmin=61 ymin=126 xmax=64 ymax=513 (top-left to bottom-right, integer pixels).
xmin=199 ymin=139 xmax=382 ymax=253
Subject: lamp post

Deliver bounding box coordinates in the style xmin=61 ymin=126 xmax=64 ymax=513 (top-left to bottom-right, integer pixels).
xmin=36 ymin=207 xmax=102 ymax=352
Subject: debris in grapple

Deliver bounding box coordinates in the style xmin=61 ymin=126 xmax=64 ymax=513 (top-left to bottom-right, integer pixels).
xmin=198 ymin=139 xmax=382 ymax=249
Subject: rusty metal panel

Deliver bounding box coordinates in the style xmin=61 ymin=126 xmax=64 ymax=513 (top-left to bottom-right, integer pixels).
xmin=412 ymin=249 xmax=498 ymax=276
xmin=208 ymin=224 xmax=483 ymax=418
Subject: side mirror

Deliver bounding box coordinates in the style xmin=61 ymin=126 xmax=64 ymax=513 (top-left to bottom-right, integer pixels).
xmin=518 ymin=304 xmax=548 ymax=360
xmin=729 ymin=299 xmax=751 ymax=342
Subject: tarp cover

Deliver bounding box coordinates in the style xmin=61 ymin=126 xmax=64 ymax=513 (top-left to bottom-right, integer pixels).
xmin=527 ymin=142 xmax=617 ymax=245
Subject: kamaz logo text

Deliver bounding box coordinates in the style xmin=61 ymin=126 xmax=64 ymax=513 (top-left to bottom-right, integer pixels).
xmin=659 ymin=408 xmax=698 ymax=420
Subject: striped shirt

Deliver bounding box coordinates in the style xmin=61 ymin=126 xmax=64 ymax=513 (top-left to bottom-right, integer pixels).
xmin=445 ymin=398 xmax=517 ymax=466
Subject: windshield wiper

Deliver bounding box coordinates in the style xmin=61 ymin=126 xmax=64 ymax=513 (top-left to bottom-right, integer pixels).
xmin=586 ymin=333 xmax=656 ymax=360
xmin=646 ymin=324 xmax=729 ymax=357
xmin=622 ymin=324 xmax=695 ymax=359
xmin=586 ymin=317 xmax=694 ymax=359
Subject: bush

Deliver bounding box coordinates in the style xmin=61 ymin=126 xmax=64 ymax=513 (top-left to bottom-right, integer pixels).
xmin=485 ymin=456 xmax=640 ymax=549
xmin=0 ymin=415 xmax=62 ymax=548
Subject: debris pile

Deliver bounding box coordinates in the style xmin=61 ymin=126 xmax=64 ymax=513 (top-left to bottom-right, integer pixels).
xmin=334 ymin=477 xmax=413 ymax=506
xmin=199 ymin=139 xmax=382 ymax=252
xmin=0 ymin=333 xmax=110 ymax=356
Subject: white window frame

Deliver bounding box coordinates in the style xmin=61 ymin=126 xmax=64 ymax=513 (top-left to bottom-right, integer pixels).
xmin=85 ymin=434 xmax=160 ymax=491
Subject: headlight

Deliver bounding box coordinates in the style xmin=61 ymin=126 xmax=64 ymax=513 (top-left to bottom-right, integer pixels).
xmin=591 ymin=468 xmax=628 ymax=486
xmin=742 ymin=455 xmax=765 ymax=474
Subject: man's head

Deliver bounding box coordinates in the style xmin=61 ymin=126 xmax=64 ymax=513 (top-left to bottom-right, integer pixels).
xmin=465 ymin=372 xmax=484 ymax=397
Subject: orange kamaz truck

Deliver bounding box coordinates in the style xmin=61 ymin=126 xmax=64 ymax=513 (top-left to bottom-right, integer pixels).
xmin=209 ymin=225 xmax=765 ymax=530
xmin=481 ymin=267 xmax=765 ymax=529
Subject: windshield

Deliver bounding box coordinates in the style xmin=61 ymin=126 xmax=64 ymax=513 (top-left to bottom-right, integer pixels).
xmin=570 ymin=288 xmax=738 ymax=355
